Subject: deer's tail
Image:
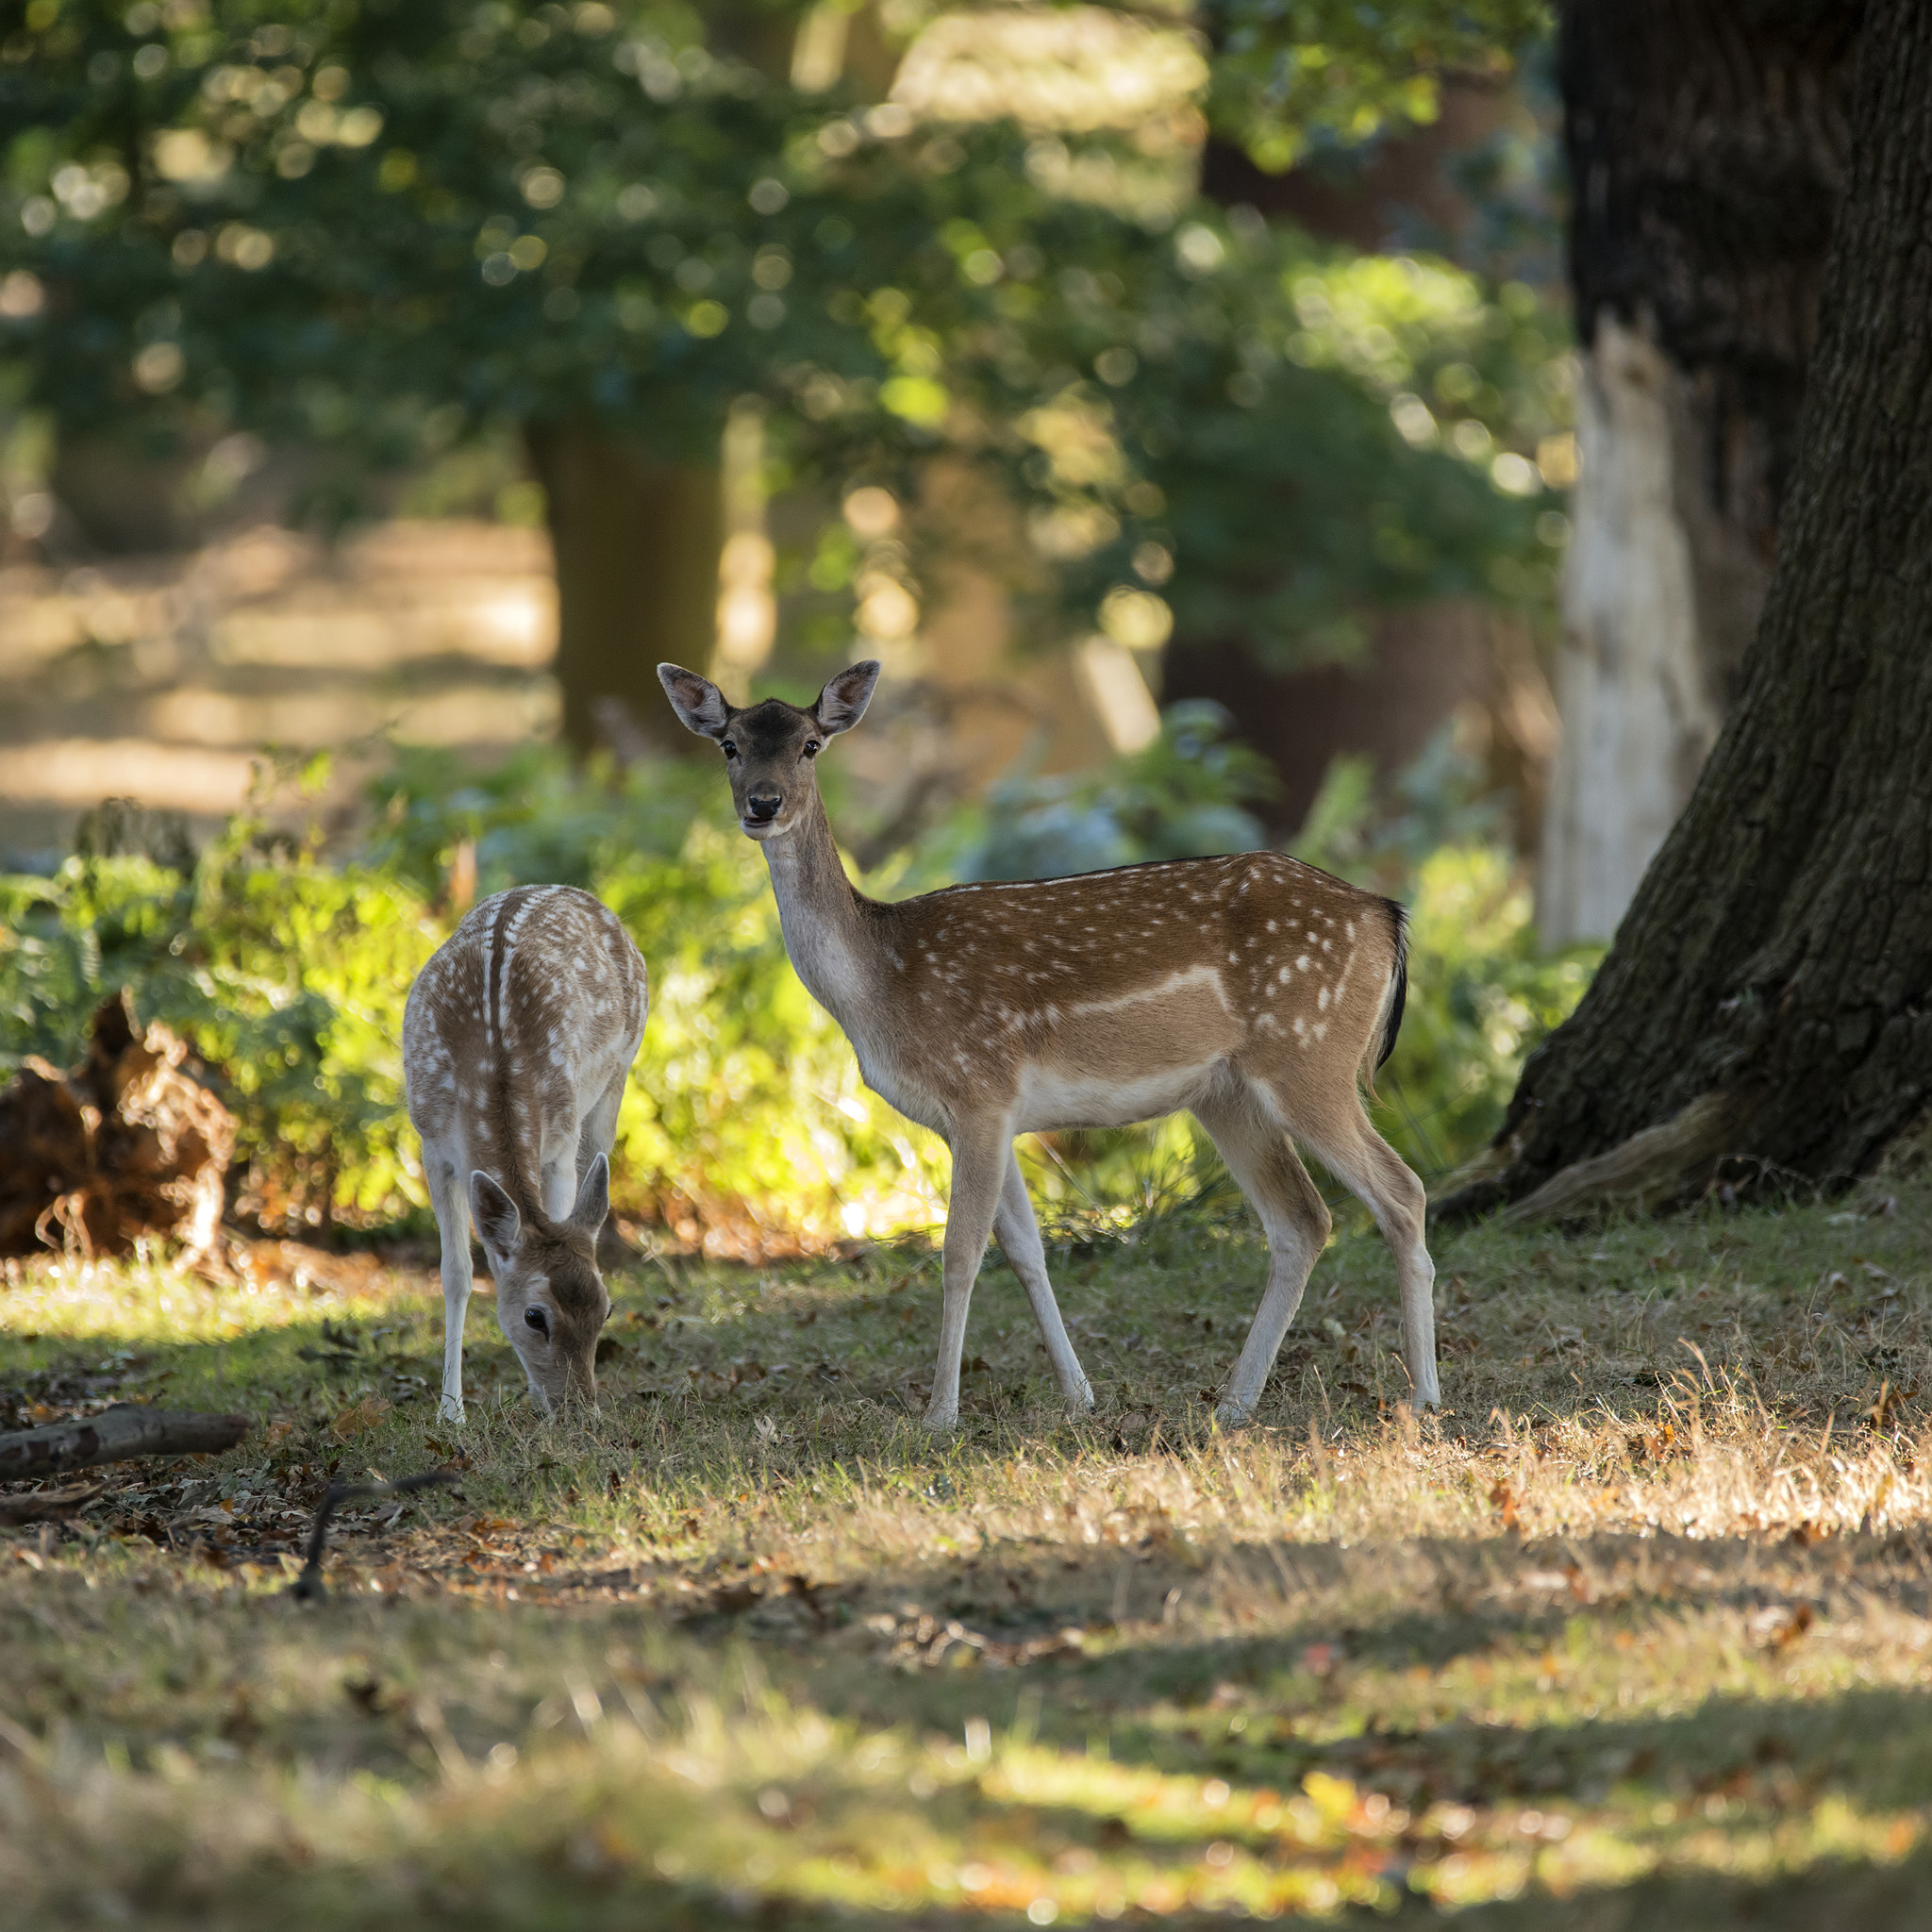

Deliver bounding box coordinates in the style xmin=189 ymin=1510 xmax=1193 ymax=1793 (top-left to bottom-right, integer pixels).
xmin=1361 ymin=899 xmax=1408 ymax=1106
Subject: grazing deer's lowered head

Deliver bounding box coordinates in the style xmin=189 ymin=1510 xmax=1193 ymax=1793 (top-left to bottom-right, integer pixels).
xmin=468 ymin=1158 xmax=610 ymax=1411
xmin=405 ymin=884 xmax=649 ymax=1422
xmin=659 ymin=660 xmax=1437 ymax=1431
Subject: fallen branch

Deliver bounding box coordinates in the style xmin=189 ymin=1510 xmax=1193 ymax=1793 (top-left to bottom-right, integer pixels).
xmin=0 ymin=1405 xmax=249 ymax=1481
xmin=0 ymin=1483 xmax=105 ymax=1526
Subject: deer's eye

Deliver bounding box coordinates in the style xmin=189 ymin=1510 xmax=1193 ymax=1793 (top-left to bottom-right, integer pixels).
xmin=803 ymin=741 xmax=821 ymax=759
xmin=722 ymin=740 xmax=739 ymax=759
xmin=525 ymin=1307 xmax=549 ymax=1337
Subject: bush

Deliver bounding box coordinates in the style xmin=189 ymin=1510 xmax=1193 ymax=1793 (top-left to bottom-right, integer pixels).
xmin=0 ymin=714 xmax=1597 ymax=1244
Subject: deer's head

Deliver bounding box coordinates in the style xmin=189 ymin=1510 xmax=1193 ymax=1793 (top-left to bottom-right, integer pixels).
xmin=658 ymin=661 xmax=880 ymax=842
xmin=468 ymin=1155 xmax=611 ymax=1412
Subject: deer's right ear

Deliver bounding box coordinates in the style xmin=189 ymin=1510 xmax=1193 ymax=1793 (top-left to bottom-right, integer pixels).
xmin=469 ymin=1171 xmax=521 ymax=1261
xmin=815 ymin=660 xmax=880 ymax=737
xmin=657 ymin=663 xmax=731 ymax=740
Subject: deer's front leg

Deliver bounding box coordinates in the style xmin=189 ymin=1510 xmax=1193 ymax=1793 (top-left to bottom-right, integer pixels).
xmin=925 ymin=1124 xmax=1008 ymax=1433
xmin=425 ymin=1157 xmax=474 ymax=1424
xmin=995 ymin=1150 xmax=1094 ymax=1416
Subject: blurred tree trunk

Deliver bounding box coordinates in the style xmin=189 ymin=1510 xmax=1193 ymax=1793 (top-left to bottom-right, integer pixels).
xmin=529 ymin=6 xmax=819 ymax=758
xmin=525 ymin=423 xmax=723 ymax=758
xmin=1436 ymin=0 xmax=1932 ymax=1224
xmin=1539 ymin=0 xmax=1859 ymax=943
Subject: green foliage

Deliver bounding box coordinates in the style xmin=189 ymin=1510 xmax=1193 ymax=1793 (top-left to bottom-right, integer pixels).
xmin=360 ymin=743 xmax=716 ymax=899
xmin=0 ymin=841 xmax=436 ymax=1223
xmin=0 ymin=713 xmax=1591 ymax=1230
xmin=0 ymin=0 xmax=1566 ymax=667
xmin=926 ymin=700 xmax=1275 ymax=885
xmin=1382 ymin=841 xmax=1597 ymax=1177
xmin=1287 ymin=736 xmax=1600 ymax=1178
xmin=0 ymin=758 xmax=945 ymax=1241
xmin=1208 ymin=0 xmax=1554 ymax=170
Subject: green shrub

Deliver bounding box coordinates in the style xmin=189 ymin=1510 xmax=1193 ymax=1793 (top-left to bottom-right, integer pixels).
xmin=0 ymin=715 xmax=1597 ymax=1241
xmin=0 ymin=841 xmax=435 ymax=1226
xmin=1379 ymin=843 xmax=1599 ymax=1180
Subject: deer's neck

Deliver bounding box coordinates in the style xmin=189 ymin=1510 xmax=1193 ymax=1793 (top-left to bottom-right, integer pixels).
xmin=759 ymin=793 xmax=875 ymax=1022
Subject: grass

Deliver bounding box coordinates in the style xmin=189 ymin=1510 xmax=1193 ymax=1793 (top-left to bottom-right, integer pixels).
xmin=6 ymin=1141 xmax=1932 ymax=1929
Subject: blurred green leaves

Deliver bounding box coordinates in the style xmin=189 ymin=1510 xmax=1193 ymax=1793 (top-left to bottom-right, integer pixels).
xmin=1 ymin=0 xmax=1566 ymax=668
xmin=1203 ymin=0 xmax=1553 ymax=169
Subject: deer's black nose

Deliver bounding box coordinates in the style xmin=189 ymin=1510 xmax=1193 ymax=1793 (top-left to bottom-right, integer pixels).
xmin=746 ymin=791 xmax=782 ymax=823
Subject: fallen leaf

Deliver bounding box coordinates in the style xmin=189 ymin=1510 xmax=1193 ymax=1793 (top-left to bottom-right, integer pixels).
xmin=330 ymin=1396 xmax=392 ymax=1440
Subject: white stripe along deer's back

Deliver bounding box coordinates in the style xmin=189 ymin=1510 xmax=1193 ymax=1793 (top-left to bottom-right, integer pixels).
xmin=404 ymin=883 xmax=648 ymax=1420
xmin=659 ymin=659 xmax=1437 ymax=1429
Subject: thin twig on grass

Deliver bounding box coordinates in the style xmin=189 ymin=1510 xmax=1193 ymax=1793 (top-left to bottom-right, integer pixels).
xmin=290 ymin=1469 xmax=462 ymax=1602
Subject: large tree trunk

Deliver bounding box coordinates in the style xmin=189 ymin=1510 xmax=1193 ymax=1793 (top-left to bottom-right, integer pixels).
xmin=525 ymin=422 xmax=724 ymax=758
xmin=1539 ymin=0 xmax=1858 ymax=943
xmin=1438 ymin=0 xmax=1932 ymax=1224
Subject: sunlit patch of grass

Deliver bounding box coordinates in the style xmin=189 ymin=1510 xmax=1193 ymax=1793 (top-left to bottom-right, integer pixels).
xmin=7 ymin=1143 xmax=1932 ymax=1924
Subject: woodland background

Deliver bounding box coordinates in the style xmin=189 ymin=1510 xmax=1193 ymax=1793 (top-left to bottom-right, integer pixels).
xmin=0 ymin=0 xmax=1874 ymax=1243
xmin=0 ymin=0 xmax=1594 ymax=1249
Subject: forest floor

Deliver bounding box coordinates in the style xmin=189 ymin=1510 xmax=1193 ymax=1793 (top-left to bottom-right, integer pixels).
xmin=6 ymin=1147 xmax=1932 ymax=1929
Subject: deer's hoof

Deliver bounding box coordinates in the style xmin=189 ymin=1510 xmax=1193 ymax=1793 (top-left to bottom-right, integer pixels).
xmin=1067 ymin=1380 xmax=1096 ymax=1416
xmin=921 ymin=1404 xmax=959 ymax=1435
xmin=439 ymin=1397 xmax=467 ymax=1425
xmin=1214 ymin=1399 xmax=1255 ymax=1431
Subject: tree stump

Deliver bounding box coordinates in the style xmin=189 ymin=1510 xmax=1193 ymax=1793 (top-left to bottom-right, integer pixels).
xmin=0 ymin=991 xmax=235 ymax=1260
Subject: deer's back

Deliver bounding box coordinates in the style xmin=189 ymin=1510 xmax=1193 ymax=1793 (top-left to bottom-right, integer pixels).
xmin=404 ymin=885 xmax=647 ymax=1154
xmin=862 ymin=851 xmax=1400 ymax=1118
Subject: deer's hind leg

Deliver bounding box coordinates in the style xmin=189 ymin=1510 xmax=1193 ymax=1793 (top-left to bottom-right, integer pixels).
xmin=994 ymin=1149 xmax=1094 ymax=1416
xmin=1191 ymin=1083 xmax=1331 ymax=1428
xmin=1296 ymin=1100 xmax=1439 ymax=1408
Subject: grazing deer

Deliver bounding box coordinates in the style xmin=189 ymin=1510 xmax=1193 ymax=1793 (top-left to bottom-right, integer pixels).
xmin=404 ymin=884 xmax=648 ymax=1422
xmin=658 ymin=659 xmax=1437 ymax=1430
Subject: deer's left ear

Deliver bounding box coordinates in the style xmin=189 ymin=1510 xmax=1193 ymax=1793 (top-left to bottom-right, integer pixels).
xmin=815 ymin=660 xmax=880 ymax=737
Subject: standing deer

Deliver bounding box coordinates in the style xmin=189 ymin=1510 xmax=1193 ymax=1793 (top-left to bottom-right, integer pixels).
xmin=404 ymin=884 xmax=648 ymax=1422
xmin=658 ymin=659 xmax=1437 ymax=1430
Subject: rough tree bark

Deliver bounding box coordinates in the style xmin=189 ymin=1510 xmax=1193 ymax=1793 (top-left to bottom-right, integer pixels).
xmin=1540 ymin=0 xmax=1860 ymax=943
xmin=525 ymin=422 xmax=724 ymax=758
xmin=1438 ymin=0 xmax=1932 ymax=1224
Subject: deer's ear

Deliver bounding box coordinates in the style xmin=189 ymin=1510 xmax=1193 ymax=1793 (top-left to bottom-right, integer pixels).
xmin=657 ymin=663 xmax=731 ymax=740
xmin=569 ymin=1153 xmax=610 ymax=1239
xmin=815 ymin=660 xmax=880 ymax=737
xmin=469 ymin=1171 xmax=521 ymax=1262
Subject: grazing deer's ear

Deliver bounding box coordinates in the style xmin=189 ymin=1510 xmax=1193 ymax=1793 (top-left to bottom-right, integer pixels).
xmin=657 ymin=663 xmax=731 ymax=740
xmin=569 ymin=1152 xmax=610 ymax=1238
xmin=469 ymin=1171 xmax=521 ymax=1261
xmin=814 ymin=660 xmax=880 ymax=737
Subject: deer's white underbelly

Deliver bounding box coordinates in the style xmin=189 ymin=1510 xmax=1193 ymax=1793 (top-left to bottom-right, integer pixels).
xmin=1013 ymin=1058 xmax=1220 ymax=1131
